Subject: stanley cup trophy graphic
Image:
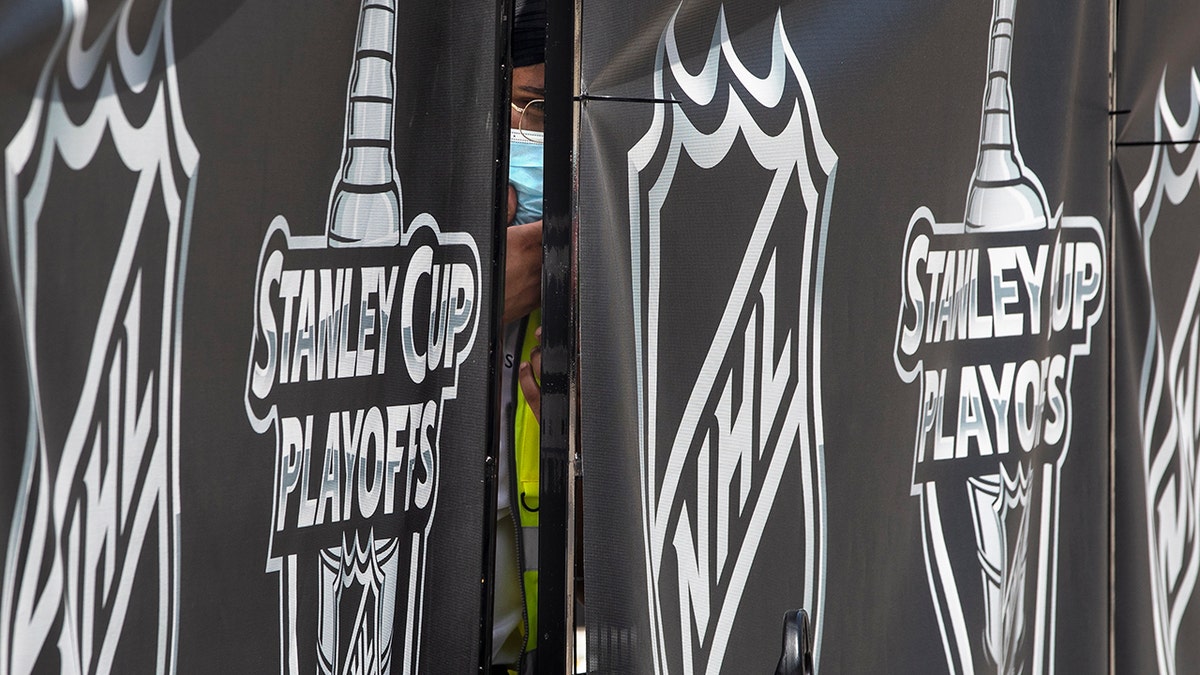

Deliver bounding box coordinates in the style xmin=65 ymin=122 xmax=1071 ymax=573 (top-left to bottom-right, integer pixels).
xmin=1 ymin=1 xmax=195 ymax=673
xmin=893 ymin=0 xmax=1105 ymax=673
xmin=243 ymin=1 xmax=481 ymax=672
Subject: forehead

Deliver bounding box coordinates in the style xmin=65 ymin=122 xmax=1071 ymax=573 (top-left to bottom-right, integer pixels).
xmin=512 ymin=63 xmax=545 ymax=94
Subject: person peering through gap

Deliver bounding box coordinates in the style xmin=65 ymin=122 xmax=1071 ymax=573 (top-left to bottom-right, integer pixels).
xmin=494 ymin=0 xmax=545 ymax=672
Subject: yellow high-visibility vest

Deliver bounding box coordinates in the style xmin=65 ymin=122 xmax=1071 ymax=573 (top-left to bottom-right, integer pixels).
xmin=511 ymin=310 xmax=541 ymax=665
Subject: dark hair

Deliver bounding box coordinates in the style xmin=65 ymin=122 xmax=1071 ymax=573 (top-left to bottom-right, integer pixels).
xmin=512 ymin=0 xmax=546 ymax=68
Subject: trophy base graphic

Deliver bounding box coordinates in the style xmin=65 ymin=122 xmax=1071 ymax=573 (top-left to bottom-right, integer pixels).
xmin=968 ymin=465 xmax=1032 ymax=674
xmin=918 ymin=461 xmax=1057 ymax=675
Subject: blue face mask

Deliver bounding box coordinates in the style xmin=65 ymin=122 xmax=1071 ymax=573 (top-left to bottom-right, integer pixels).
xmin=509 ymin=129 xmax=543 ymax=225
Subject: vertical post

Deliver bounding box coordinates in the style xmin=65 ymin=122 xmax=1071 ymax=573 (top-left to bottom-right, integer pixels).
xmin=1105 ymin=0 xmax=1117 ymax=670
xmin=479 ymin=0 xmax=515 ymax=670
xmin=539 ymin=0 xmax=578 ymax=671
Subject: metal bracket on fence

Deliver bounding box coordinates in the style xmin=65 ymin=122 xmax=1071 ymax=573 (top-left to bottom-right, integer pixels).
xmin=775 ymin=609 xmax=815 ymax=675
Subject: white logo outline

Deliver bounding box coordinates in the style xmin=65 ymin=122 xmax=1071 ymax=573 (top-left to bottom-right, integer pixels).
xmin=1 ymin=0 xmax=196 ymax=673
xmin=628 ymin=5 xmax=836 ymax=673
xmin=1131 ymin=66 xmax=1200 ymax=675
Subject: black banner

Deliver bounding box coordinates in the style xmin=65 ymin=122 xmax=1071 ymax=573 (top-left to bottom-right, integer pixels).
xmin=1114 ymin=1 xmax=1200 ymax=672
xmin=0 ymin=0 xmax=500 ymax=672
xmin=578 ymin=1 xmax=1109 ymax=673
xmin=0 ymin=0 xmax=1167 ymax=672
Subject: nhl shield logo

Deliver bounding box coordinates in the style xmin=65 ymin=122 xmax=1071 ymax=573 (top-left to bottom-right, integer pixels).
xmin=627 ymin=6 xmax=835 ymax=672
xmin=1132 ymin=66 xmax=1200 ymax=675
xmin=1 ymin=1 xmax=196 ymax=673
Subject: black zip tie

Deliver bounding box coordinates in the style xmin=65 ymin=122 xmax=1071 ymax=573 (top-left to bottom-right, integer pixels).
xmin=1116 ymin=139 xmax=1200 ymax=147
xmin=574 ymin=94 xmax=680 ymax=105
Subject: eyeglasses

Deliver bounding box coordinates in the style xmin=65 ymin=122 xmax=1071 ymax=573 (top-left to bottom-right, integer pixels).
xmin=511 ymin=98 xmax=545 ymax=140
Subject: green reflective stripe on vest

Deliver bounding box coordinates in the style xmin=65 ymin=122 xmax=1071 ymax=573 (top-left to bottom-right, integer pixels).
xmin=514 ymin=310 xmax=541 ymax=655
